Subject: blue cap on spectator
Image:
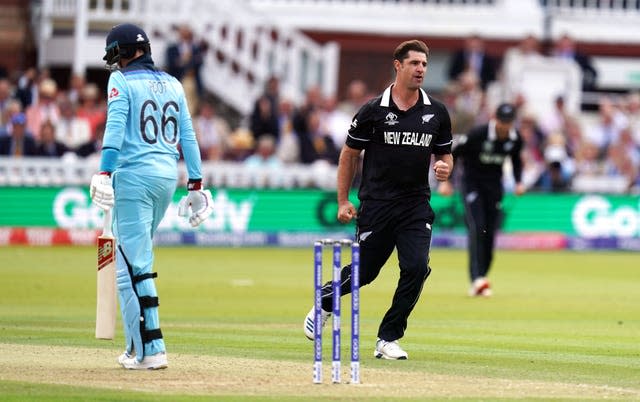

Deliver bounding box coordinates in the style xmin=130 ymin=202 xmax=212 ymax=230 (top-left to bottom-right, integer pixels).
xmin=11 ymin=113 xmax=26 ymax=125
xmin=496 ymin=103 xmax=516 ymax=123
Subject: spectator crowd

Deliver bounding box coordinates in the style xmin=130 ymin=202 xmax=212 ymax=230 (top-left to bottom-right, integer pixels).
xmin=1 ymin=29 xmax=639 ymax=193
xmin=442 ymin=33 xmax=639 ymax=194
xmin=0 ymin=68 xmax=106 ymax=161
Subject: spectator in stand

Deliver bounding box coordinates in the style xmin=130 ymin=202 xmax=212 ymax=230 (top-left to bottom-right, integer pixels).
xmin=518 ymin=110 xmax=547 ymax=189
xmin=539 ymin=95 xmax=578 ymax=138
xmin=584 ymin=97 xmax=627 ymax=157
xmin=25 ymin=78 xmax=60 ymax=140
xmin=563 ymin=117 xmax=584 ymax=159
xmin=244 ymin=135 xmax=282 ymax=168
xmin=543 ymin=132 xmax=573 ymax=170
xmin=275 ymin=97 xmax=299 ymax=164
xmin=193 ymin=100 xmax=231 ymax=161
xmin=76 ymin=122 xmax=105 ymax=158
xmin=293 ymin=85 xmax=323 ymax=137
xmin=245 ymin=134 xmax=284 ymax=188
xmin=0 ymin=78 xmax=13 ymax=127
xmin=440 ymin=82 xmax=459 ymax=115
xmin=615 ymin=127 xmax=640 ymax=170
xmin=450 ymin=70 xmax=487 ymax=135
xmin=536 ymin=160 xmax=572 ymax=192
xmin=166 ymin=25 xmax=207 ymax=115
xmin=320 ymin=95 xmax=351 ymax=149
xmin=337 ymin=79 xmax=369 ymax=118
xmin=622 ymin=91 xmax=640 ymax=144
xmin=56 ymin=95 xmax=92 ymax=149
xmin=504 ymin=34 xmax=543 ymax=64
xmin=0 ymin=99 xmax=22 ymax=134
xmin=550 ymin=34 xmax=598 ymax=91
xmin=573 ymin=141 xmax=604 ymax=177
xmin=298 ymin=108 xmax=339 ymax=165
xmin=15 ymin=67 xmax=39 ymax=109
xmin=447 ymin=34 xmax=497 ymax=90
xmin=76 ymin=83 xmax=106 ymax=140
xmin=629 ymin=174 xmax=640 ymax=194
xmin=518 ymin=108 xmax=545 ymax=149
xmin=67 ymin=74 xmax=86 ymax=105
xmin=36 ymin=120 xmax=69 ymax=157
xmin=501 ymin=34 xmax=543 ymax=101
xmin=293 ymin=85 xmax=324 ymax=163
xmin=225 ymin=127 xmax=255 ymax=162
xmin=603 ymin=140 xmax=638 ymax=192
xmin=0 ymin=113 xmax=37 ymax=156
xmin=535 ymin=132 xmax=574 ymax=192
xmin=250 ymin=76 xmax=280 ymax=142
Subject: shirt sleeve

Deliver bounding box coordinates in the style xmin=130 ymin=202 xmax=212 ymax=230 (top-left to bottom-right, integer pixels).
xmin=511 ymin=136 xmax=524 ymax=183
xmin=432 ymin=103 xmax=453 ymax=155
xmin=345 ymin=102 xmax=373 ymax=150
xmin=451 ymin=134 xmax=467 ymax=159
xmin=100 ymin=72 xmax=129 ymax=173
xmin=178 ymin=90 xmax=202 ymax=181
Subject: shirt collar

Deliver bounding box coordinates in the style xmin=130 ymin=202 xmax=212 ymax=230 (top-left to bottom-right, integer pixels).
xmin=488 ymin=119 xmax=517 ymax=141
xmin=126 ymin=53 xmax=156 ymax=70
xmin=380 ymin=85 xmax=431 ymax=108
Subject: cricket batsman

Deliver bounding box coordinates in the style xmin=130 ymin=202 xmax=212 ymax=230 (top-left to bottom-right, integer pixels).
xmin=90 ymin=23 xmax=213 ymax=369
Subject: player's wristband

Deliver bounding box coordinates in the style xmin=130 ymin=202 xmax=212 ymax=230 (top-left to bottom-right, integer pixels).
xmin=99 ymin=171 xmax=112 ymax=177
xmin=187 ymin=179 xmax=202 ymax=191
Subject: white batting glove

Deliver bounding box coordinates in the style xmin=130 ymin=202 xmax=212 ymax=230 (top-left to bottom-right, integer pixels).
xmin=178 ymin=188 xmax=214 ymax=227
xmin=90 ymin=173 xmax=114 ymax=210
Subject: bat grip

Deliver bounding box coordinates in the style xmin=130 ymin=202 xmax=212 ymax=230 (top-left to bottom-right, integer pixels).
xmin=102 ymin=209 xmax=113 ymax=237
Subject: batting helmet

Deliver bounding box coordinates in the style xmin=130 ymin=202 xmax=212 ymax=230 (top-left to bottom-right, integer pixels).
xmin=103 ymin=23 xmax=151 ymax=68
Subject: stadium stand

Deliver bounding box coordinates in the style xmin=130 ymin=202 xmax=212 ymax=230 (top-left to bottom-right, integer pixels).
xmin=0 ymin=0 xmax=639 ymax=193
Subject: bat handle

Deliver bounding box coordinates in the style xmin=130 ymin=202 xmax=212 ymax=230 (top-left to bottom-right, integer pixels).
xmin=102 ymin=209 xmax=113 ymax=237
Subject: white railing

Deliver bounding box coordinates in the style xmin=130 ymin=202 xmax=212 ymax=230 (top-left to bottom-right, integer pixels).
xmin=0 ymin=157 xmax=338 ymax=189
xmin=1 ymin=156 xmax=634 ymax=194
xmin=542 ymin=0 xmax=640 ymax=43
xmin=36 ymin=0 xmax=339 ymax=115
xmin=543 ymin=0 xmax=640 ymax=14
xmin=250 ymin=0 xmax=640 ymax=43
xmin=248 ymin=0 xmax=544 ymax=39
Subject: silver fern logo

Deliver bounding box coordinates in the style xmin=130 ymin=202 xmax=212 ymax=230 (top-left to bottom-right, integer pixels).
xmin=359 ymin=231 xmax=373 ymax=242
xmin=421 ymin=114 xmax=434 ymax=124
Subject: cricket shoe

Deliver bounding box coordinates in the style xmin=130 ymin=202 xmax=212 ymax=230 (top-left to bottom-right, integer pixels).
xmin=303 ymin=306 xmax=331 ymax=340
xmin=117 ymin=350 xmax=134 ymax=366
xmin=374 ymin=339 xmax=408 ymax=360
xmin=468 ymin=277 xmax=492 ymax=297
xmin=119 ymin=351 xmax=168 ymax=370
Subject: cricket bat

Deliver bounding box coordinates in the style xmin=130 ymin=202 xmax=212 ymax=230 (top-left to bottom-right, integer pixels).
xmin=95 ymin=209 xmax=116 ymax=340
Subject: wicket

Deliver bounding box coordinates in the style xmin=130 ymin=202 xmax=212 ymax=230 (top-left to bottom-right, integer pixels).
xmin=313 ymin=238 xmax=360 ymax=384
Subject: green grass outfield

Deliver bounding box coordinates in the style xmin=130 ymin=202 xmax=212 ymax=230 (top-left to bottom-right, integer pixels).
xmin=0 ymin=246 xmax=638 ymax=401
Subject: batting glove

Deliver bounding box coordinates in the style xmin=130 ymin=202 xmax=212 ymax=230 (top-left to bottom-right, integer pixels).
xmin=178 ymin=181 xmax=214 ymax=227
xmin=90 ymin=172 xmax=114 ymax=210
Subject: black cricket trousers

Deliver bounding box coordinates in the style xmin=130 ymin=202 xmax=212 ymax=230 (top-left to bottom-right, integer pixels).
xmin=462 ymin=182 xmax=503 ymax=281
xmin=320 ymin=196 xmax=433 ymax=342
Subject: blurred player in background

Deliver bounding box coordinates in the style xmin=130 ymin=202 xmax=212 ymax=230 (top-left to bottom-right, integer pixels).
xmin=304 ymin=40 xmax=453 ymax=360
xmin=90 ymin=23 xmax=213 ymax=369
xmin=439 ymin=103 xmax=525 ymax=297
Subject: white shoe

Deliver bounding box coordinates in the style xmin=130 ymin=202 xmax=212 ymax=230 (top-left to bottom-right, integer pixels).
xmin=303 ymin=306 xmax=331 ymax=340
xmin=117 ymin=351 xmax=134 ymax=366
xmin=374 ymin=339 xmax=408 ymax=360
xmin=119 ymin=351 xmax=168 ymax=370
xmin=468 ymin=277 xmax=491 ymax=297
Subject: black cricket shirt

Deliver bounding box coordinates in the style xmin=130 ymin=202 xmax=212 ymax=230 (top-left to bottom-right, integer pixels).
xmin=453 ymin=120 xmax=523 ymax=191
xmin=346 ymin=85 xmax=453 ymax=201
